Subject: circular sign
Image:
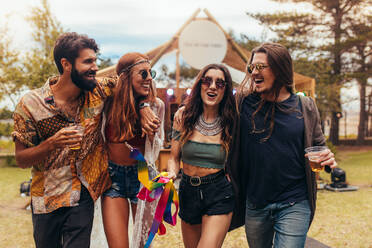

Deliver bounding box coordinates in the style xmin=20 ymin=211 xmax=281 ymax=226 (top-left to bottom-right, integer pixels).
xmin=179 ymin=20 xmax=227 ymax=70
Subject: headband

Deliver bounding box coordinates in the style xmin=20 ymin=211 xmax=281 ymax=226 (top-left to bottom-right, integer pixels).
xmin=119 ymin=59 xmax=150 ymax=76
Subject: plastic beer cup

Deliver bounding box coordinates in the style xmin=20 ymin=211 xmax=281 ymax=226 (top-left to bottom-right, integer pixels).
xmin=304 ymin=146 xmax=328 ymax=172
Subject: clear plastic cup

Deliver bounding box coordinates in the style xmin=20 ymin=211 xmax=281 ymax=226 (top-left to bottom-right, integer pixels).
xmin=304 ymin=146 xmax=328 ymax=172
xmin=65 ymin=124 xmax=84 ymax=150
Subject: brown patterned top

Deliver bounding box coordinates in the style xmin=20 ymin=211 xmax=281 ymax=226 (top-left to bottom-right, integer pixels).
xmin=12 ymin=76 xmax=115 ymax=214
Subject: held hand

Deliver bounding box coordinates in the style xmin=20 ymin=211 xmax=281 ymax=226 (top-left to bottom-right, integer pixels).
xmin=167 ymin=171 xmax=177 ymax=181
xmin=319 ymin=149 xmax=337 ymax=169
xmin=305 ymin=148 xmax=337 ymax=169
xmin=140 ymin=106 xmax=160 ymax=137
xmin=173 ymin=107 xmax=185 ymax=127
xmin=48 ymin=128 xmax=83 ymax=150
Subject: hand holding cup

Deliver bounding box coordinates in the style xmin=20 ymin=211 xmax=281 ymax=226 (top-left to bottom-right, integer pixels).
xmin=64 ymin=124 xmax=84 ymax=150
xmin=304 ymin=146 xmax=329 ymax=172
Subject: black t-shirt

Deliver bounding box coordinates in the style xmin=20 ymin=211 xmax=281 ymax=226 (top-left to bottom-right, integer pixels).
xmin=240 ymin=93 xmax=307 ymax=207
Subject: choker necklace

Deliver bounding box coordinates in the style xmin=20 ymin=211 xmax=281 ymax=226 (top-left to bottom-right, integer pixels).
xmin=195 ymin=115 xmax=223 ymax=136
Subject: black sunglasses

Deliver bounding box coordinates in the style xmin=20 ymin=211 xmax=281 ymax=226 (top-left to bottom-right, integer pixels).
xmin=201 ymin=76 xmax=226 ymax=89
xmin=139 ymin=69 xmax=156 ymax=80
xmin=247 ymin=63 xmax=270 ymax=74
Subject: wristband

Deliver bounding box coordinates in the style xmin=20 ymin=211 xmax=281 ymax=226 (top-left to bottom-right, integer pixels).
xmin=139 ymin=102 xmax=151 ymax=109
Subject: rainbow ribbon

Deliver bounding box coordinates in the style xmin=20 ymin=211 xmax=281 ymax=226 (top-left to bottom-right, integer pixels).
xmin=128 ymin=144 xmax=179 ymax=248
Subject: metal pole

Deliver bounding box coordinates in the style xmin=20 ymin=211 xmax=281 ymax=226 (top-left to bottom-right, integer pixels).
xmin=344 ymin=111 xmax=347 ymax=139
xmin=176 ymin=49 xmax=180 ymax=90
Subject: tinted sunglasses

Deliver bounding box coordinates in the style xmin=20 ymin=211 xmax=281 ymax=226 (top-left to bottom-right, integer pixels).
xmin=247 ymin=63 xmax=270 ymax=74
xmin=139 ymin=69 xmax=156 ymax=80
xmin=201 ymin=76 xmax=226 ymax=90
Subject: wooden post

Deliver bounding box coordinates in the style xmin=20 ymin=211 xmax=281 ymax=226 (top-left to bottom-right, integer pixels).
xmin=175 ymin=49 xmax=181 ymax=102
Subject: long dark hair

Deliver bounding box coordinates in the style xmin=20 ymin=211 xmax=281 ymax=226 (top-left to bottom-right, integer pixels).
xmin=237 ymin=42 xmax=299 ymax=142
xmin=180 ymin=64 xmax=237 ymax=154
xmin=106 ymin=52 xmax=156 ymax=142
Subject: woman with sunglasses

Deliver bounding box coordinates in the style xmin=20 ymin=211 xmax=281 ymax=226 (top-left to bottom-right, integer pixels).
xmin=167 ymin=64 xmax=237 ymax=248
xmin=101 ymin=52 xmax=164 ymax=248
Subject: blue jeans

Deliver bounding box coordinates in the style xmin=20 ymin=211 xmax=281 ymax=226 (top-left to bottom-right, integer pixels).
xmin=245 ymin=199 xmax=311 ymax=248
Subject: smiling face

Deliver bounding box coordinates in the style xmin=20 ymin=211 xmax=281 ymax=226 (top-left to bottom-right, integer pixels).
xmin=200 ymin=68 xmax=226 ymax=109
xmin=71 ymin=48 xmax=98 ymax=91
xmin=131 ymin=62 xmax=153 ymax=98
xmin=250 ymin=52 xmax=276 ymax=97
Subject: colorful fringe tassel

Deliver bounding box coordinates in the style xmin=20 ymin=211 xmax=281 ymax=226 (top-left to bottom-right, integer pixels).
xmin=128 ymin=144 xmax=179 ymax=248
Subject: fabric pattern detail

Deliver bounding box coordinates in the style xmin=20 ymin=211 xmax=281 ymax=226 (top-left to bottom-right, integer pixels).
xmin=12 ymin=76 xmax=116 ymax=214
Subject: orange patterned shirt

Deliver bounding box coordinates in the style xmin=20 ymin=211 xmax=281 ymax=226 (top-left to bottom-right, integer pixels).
xmin=12 ymin=76 xmax=115 ymax=214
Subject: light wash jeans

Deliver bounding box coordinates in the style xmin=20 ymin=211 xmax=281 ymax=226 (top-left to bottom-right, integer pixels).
xmin=245 ymin=199 xmax=311 ymax=248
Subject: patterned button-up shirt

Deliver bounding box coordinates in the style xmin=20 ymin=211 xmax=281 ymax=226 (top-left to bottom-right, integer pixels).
xmin=12 ymin=76 xmax=115 ymax=214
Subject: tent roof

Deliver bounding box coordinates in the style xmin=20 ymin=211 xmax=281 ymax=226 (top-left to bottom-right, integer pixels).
xmin=97 ymin=9 xmax=315 ymax=97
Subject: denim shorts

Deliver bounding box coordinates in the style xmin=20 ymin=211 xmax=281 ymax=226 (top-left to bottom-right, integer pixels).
xmin=178 ymin=170 xmax=235 ymax=225
xmin=102 ymin=161 xmax=140 ymax=204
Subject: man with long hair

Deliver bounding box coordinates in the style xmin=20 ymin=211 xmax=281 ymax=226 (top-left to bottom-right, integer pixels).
xmin=12 ymin=32 xmax=159 ymax=248
xmin=227 ymin=43 xmax=337 ymax=247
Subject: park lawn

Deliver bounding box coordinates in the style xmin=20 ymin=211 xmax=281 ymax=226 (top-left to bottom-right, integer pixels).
xmin=0 ymin=167 xmax=33 ymax=248
xmin=0 ymin=148 xmax=371 ymax=248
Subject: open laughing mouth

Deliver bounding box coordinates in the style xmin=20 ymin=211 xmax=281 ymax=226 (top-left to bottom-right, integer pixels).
xmin=85 ymin=71 xmax=96 ymax=79
xmin=207 ymin=92 xmax=217 ymax=99
xmin=254 ymin=78 xmax=264 ymax=85
xmin=141 ymin=84 xmax=150 ymax=90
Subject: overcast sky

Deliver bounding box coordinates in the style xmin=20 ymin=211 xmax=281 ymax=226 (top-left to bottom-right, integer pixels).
xmin=1 ymin=0 xmax=299 ymax=57
xmin=0 ymin=0 xmax=361 ymax=113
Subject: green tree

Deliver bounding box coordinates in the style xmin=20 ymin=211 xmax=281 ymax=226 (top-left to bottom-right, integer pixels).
xmin=345 ymin=18 xmax=372 ymax=144
xmin=0 ymin=0 xmax=65 ymax=109
xmin=97 ymin=53 xmax=114 ymax=70
xmin=0 ymin=23 xmax=25 ymax=108
xmin=168 ymin=63 xmax=199 ymax=81
xmin=247 ymin=0 xmax=371 ymax=145
xmin=23 ymin=0 xmax=65 ymax=89
xmin=0 ymin=108 xmax=13 ymax=120
xmin=0 ymin=123 xmax=13 ymax=137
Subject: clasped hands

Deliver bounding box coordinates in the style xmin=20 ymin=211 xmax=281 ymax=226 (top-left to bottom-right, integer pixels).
xmin=140 ymin=106 xmax=161 ymax=138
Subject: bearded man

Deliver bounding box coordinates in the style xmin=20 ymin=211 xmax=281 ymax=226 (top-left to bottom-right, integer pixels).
xmin=12 ymin=32 xmax=159 ymax=248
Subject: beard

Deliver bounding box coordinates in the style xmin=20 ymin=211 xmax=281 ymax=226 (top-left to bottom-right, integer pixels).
xmin=71 ymin=66 xmax=97 ymax=92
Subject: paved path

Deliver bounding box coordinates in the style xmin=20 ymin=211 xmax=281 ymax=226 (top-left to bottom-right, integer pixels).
xmin=306 ymin=237 xmax=331 ymax=248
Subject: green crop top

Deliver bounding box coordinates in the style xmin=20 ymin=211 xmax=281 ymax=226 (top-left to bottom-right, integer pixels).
xmin=172 ymin=129 xmax=226 ymax=169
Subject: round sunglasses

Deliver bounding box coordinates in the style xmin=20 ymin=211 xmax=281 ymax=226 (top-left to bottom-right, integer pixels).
xmin=138 ymin=69 xmax=156 ymax=80
xmin=247 ymin=63 xmax=270 ymax=74
xmin=201 ymin=76 xmax=226 ymax=89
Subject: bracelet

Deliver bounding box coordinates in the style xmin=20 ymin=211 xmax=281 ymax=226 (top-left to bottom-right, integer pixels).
xmin=139 ymin=102 xmax=151 ymax=109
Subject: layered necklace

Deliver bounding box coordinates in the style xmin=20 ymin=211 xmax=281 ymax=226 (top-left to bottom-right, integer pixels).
xmin=195 ymin=114 xmax=223 ymax=136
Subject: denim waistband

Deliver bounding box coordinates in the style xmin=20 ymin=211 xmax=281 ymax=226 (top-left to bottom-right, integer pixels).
xmin=108 ymin=161 xmax=137 ymax=172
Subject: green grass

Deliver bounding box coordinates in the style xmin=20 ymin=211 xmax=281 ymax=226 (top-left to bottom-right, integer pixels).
xmin=0 ymin=139 xmax=15 ymax=153
xmin=0 ymin=167 xmax=31 ymax=202
xmin=309 ymin=188 xmax=372 ymax=248
xmin=319 ymin=150 xmax=372 ymax=185
xmin=310 ymin=147 xmax=372 ymax=248
xmin=0 ymin=167 xmax=33 ymax=248
xmin=0 ymin=148 xmax=371 ymax=248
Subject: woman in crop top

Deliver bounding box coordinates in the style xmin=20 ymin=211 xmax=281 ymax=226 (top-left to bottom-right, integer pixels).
xmin=167 ymin=64 xmax=237 ymax=248
xmin=101 ymin=52 xmax=164 ymax=248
